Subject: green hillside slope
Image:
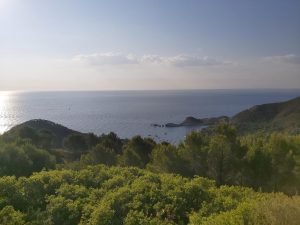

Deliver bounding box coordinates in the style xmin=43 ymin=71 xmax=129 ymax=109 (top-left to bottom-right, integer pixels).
xmin=232 ymin=96 xmax=300 ymax=134
xmin=2 ymin=119 xmax=80 ymax=148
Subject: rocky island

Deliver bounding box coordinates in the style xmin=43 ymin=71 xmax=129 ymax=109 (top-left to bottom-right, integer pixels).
xmin=151 ymin=116 xmax=229 ymax=128
xmin=165 ymin=116 xmax=229 ymax=127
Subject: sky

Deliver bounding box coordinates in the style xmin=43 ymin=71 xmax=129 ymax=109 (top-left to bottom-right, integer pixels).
xmin=0 ymin=0 xmax=300 ymax=91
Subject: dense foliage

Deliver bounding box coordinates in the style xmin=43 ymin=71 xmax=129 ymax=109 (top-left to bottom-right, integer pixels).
xmin=1 ymin=121 xmax=300 ymax=224
xmin=0 ymin=141 xmax=55 ymax=177
xmin=0 ymin=165 xmax=299 ymax=225
xmin=78 ymin=124 xmax=300 ymax=195
xmin=1 ymin=123 xmax=300 ymax=194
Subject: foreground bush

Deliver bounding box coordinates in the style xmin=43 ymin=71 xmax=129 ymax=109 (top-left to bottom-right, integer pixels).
xmin=189 ymin=194 xmax=300 ymax=225
xmin=0 ymin=165 xmax=298 ymax=225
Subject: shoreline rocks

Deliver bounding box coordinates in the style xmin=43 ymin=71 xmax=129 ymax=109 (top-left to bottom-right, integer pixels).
xmin=152 ymin=116 xmax=229 ymax=128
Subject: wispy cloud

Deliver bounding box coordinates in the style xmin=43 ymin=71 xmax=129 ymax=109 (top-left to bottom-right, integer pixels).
xmin=73 ymin=52 xmax=138 ymax=65
xmin=140 ymin=54 xmax=230 ymax=67
xmin=163 ymin=55 xmax=231 ymax=67
xmin=262 ymin=54 xmax=300 ymax=65
xmin=73 ymin=52 xmax=232 ymax=67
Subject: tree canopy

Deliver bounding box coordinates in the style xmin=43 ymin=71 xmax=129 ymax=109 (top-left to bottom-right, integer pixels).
xmin=1 ymin=122 xmax=300 ymax=224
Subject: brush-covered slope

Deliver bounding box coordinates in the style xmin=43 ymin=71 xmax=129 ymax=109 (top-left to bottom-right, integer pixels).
xmin=232 ymin=96 xmax=300 ymax=134
xmin=2 ymin=119 xmax=80 ymax=147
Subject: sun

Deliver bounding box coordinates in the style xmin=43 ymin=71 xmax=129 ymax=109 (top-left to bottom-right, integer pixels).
xmin=0 ymin=0 xmax=10 ymax=10
xmin=0 ymin=0 xmax=5 ymax=8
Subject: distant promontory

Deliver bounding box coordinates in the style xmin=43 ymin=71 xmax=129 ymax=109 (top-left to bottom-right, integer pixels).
xmin=152 ymin=96 xmax=300 ymax=134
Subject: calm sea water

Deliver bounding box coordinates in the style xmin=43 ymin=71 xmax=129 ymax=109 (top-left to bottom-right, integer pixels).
xmin=1 ymin=89 xmax=300 ymax=144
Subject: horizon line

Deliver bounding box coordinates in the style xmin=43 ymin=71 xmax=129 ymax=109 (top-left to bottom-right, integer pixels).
xmin=2 ymin=88 xmax=300 ymax=93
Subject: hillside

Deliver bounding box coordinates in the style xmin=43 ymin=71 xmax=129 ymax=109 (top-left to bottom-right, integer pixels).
xmin=231 ymin=96 xmax=300 ymax=134
xmin=2 ymin=119 xmax=80 ymax=148
xmin=156 ymin=96 xmax=300 ymax=135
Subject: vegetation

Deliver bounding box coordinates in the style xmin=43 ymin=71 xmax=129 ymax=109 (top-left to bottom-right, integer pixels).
xmin=0 ymin=142 xmax=55 ymax=177
xmin=0 ymin=165 xmax=299 ymax=225
xmin=232 ymin=96 xmax=300 ymax=134
xmin=1 ymin=122 xmax=300 ymax=194
xmin=0 ymin=110 xmax=300 ymax=224
xmin=2 ymin=119 xmax=78 ymax=148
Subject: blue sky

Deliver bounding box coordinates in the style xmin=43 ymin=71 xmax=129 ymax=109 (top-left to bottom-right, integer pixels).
xmin=1 ymin=0 xmax=300 ymax=90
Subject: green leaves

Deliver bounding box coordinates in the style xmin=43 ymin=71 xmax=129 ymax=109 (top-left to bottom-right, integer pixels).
xmin=0 ymin=206 xmax=25 ymax=225
xmin=0 ymin=122 xmax=300 ymax=224
xmin=147 ymin=144 xmax=190 ymax=176
xmin=189 ymin=194 xmax=300 ymax=225
xmin=81 ymin=144 xmax=117 ymax=166
xmin=120 ymin=136 xmax=156 ymax=168
xmin=0 ymin=143 xmax=55 ymax=177
xmin=0 ymin=164 xmax=299 ymax=224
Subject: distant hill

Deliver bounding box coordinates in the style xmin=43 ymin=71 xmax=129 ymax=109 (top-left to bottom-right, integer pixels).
xmin=2 ymin=119 xmax=80 ymax=147
xmin=161 ymin=96 xmax=300 ymax=135
xmin=231 ymin=96 xmax=300 ymax=134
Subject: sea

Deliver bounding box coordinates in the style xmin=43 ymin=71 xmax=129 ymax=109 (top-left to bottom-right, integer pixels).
xmin=1 ymin=89 xmax=300 ymax=144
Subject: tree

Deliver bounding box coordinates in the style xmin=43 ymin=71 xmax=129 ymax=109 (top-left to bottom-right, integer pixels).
xmin=18 ymin=126 xmax=39 ymax=145
xmin=147 ymin=144 xmax=189 ymax=176
xmin=46 ymin=195 xmax=82 ymax=225
xmin=88 ymin=203 xmax=117 ymax=225
xmin=241 ymin=135 xmax=272 ymax=191
xmin=63 ymin=134 xmax=88 ymax=152
xmin=38 ymin=129 xmax=54 ymax=149
xmin=0 ymin=143 xmax=55 ymax=177
xmin=85 ymin=133 xmax=99 ymax=150
xmin=81 ymin=144 xmax=117 ymax=166
xmin=0 ymin=206 xmax=25 ymax=225
xmin=0 ymin=144 xmax=32 ymax=177
xmin=23 ymin=144 xmax=56 ymax=172
xmin=120 ymin=136 xmax=156 ymax=168
xmin=207 ymin=123 xmax=244 ymax=186
xmin=99 ymin=132 xmax=123 ymax=154
xmin=179 ymin=131 xmax=209 ymax=177
xmin=266 ymin=133 xmax=300 ymax=194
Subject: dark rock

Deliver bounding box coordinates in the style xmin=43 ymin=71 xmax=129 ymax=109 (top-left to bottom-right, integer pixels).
xmin=165 ymin=123 xmax=181 ymax=127
xmin=165 ymin=116 xmax=229 ymax=128
xmin=151 ymin=123 xmax=164 ymax=127
xmin=180 ymin=116 xmax=203 ymax=126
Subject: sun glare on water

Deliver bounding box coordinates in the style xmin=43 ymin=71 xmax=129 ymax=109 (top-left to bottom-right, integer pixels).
xmin=0 ymin=92 xmax=12 ymax=134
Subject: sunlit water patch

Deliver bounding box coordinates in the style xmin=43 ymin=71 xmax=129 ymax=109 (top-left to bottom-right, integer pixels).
xmin=0 ymin=91 xmax=14 ymax=134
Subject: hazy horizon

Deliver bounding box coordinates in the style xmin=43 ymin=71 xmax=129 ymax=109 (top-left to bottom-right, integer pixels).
xmin=2 ymin=88 xmax=300 ymax=93
xmin=1 ymin=0 xmax=300 ymax=91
